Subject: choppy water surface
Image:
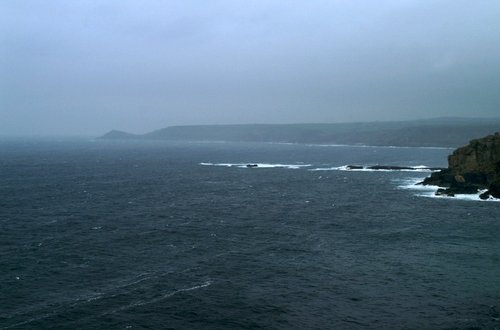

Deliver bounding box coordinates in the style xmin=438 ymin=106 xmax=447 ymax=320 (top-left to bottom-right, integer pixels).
xmin=1 ymin=139 xmax=499 ymax=329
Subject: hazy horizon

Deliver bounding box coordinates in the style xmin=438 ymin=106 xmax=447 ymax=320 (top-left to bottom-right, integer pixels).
xmin=2 ymin=1 xmax=500 ymax=136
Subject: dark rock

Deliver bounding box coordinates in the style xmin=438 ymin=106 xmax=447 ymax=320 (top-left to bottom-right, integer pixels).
xmin=420 ymin=169 xmax=454 ymax=187
xmin=478 ymin=179 xmax=500 ymax=199
xmin=347 ymin=165 xmax=444 ymax=171
xmin=421 ymin=132 xmax=500 ymax=197
xmin=436 ymin=188 xmax=453 ymax=196
xmin=448 ymin=132 xmax=500 ymax=174
xmin=479 ymin=191 xmax=490 ymax=200
xmin=246 ymin=164 xmax=258 ymax=168
xmin=487 ymin=178 xmax=500 ymax=198
xmin=428 ymin=167 xmax=447 ymax=171
xmin=368 ymin=165 xmax=415 ymax=170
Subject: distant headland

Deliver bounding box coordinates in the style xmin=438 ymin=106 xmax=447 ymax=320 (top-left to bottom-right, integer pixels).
xmin=421 ymin=133 xmax=500 ymax=199
xmin=100 ymin=117 xmax=500 ymax=148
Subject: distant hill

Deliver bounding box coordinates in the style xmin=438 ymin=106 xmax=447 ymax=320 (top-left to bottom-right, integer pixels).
xmin=100 ymin=130 xmax=138 ymax=140
xmin=100 ymin=118 xmax=500 ymax=148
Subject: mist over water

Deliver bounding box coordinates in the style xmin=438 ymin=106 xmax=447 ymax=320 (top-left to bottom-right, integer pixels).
xmin=2 ymin=139 xmax=499 ymax=329
xmin=2 ymin=1 xmax=500 ymax=135
xmin=3 ymin=1 xmax=500 ymax=328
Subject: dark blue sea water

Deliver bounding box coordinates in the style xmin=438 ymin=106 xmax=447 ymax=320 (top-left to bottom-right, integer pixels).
xmin=1 ymin=139 xmax=499 ymax=329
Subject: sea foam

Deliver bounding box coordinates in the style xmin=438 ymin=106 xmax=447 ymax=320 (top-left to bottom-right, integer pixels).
xmin=310 ymin=165 xmax=437 ymax=172
xmin=396 ymin=178 xmax=500 ymax=202
xmin=200 ymin=162 xmax=310 ymax=169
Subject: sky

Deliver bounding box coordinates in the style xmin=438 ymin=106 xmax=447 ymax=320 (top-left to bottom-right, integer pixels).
xmin=1 ymin=0 xmax=500 ymax=136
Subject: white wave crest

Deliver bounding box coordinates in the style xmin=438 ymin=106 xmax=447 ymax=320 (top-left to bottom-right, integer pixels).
xmin=303 ymin=143 xmax=453 ymax=150
xmin=200 ymin=162 xmax=310 ymax=169
xmin=100 ymin=280 xmax=213 ymax=316
xmin=309 ymin=166 xmax=349 ymax=171
xmin=310 ymin=165 xmax=437 ymax=172
xmin=396 ymin=178 xmax=500 ymax=202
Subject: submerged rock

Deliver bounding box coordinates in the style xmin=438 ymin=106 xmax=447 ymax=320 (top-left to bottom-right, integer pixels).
xmin=345 ymin=164 xmax=445 ymax=171
xmin=421 ymin=132 xmax=500 ymax=198
xmin=369 ymin=165 xmax=415 ymax=170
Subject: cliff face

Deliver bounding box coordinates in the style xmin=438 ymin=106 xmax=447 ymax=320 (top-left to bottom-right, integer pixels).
xmin=422 ymin=132 xmax=500 ymax=199
xmin=448 ymin=133 xmax=500 ymax=174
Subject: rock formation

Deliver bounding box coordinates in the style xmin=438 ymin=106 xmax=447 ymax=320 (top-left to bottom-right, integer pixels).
xmin=421 ymin=132 xmax=500 ymax=199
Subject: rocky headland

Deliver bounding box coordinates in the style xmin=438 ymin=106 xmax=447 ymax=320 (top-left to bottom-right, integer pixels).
xmin=421 ymin=133 xmax=500 ymax=199
xmin=100 ymin=118 xmax=500 ymax=148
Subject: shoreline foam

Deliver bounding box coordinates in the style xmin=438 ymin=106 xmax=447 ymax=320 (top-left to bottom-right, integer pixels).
xmin=396 ymin=178 xmax=500 ymax=202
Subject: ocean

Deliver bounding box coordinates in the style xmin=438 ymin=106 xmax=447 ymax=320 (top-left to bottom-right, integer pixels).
xmin=1 ymin=139 xmax=499 ymax=329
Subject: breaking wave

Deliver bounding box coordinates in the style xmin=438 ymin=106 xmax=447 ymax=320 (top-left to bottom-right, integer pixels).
xmin=200 ymin=162 xmax=311 ymax=169
xmin=396 ymin=178 xmax=500 ymax=202
xmin=310 ymin=165 xmax=439 ymax=172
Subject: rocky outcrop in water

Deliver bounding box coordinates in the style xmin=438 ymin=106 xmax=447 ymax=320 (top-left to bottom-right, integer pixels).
xmin=346 ymin=165 xmax=444 ymax=171
xmin=421 ymin=133 xmax=500 ymax=199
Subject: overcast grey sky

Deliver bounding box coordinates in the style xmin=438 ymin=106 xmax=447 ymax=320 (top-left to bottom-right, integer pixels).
xmin=1 ymin=1 xmax=500 ymax=135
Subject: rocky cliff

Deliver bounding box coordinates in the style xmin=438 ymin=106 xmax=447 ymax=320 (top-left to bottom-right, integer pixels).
xmin=421 ymin=132 xmax=500 ymax=199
